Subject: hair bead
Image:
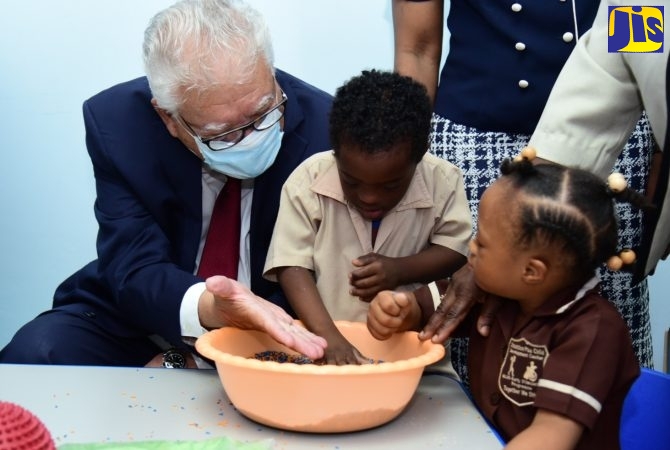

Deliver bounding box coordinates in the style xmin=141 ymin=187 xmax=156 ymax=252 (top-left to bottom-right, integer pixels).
xmin=607 ymin=172 xmax=628 ymax=193
xmin=513 ymin=146 xmax=537 ymax=162
xmin=607 ymin=255 xmax=624 ymax=271
xmin=606 ymin=249 xmax=636 ymax=271
xmin=620 ymin=248 xmax=636 ymax=264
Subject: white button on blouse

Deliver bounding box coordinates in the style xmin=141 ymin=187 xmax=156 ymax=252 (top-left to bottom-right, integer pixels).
xmin=515 ymin=42 xmax=526 ymax=51
xmin=562 ymin=32 xmax=574 ymax=42
xmin=511 ymin=3 xmax=522 ymax=12
xmin=518 ymin=80 xmax=529 ymax=88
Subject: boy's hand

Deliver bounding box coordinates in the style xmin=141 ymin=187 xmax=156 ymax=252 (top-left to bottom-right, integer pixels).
xmin=367 ymin=290 xmax=421 ymax=340
xmin=318 ymin=331 xmax=373 ymax=365
xmin=349 ymin=253 xmax=400 ymax=301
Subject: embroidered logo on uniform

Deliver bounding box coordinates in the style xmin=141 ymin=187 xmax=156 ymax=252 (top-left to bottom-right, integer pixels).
xmin=608 ymin=6 xmax=664 ymax=53
xmin=498 ymin=338 xmax=549 ymax=407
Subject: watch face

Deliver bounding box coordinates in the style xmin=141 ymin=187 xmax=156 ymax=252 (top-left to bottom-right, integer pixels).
xmin=163 ymin=349 xmax=187 ymax=368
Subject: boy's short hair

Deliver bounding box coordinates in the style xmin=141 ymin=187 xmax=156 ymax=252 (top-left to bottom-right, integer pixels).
xmin=329 ymin=69 xmax=432 ymax=163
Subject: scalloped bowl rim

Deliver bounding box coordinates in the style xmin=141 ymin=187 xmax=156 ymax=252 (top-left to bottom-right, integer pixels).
xmin=196 ymin=321 xmax=446 ymax=374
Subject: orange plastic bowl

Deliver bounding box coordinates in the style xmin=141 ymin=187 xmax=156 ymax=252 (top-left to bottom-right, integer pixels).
xmin=195 ymin=321 xmax=445 ymax=433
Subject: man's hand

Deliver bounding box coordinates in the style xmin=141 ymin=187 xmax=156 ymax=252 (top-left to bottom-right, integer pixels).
xmin=419 ymin=265 xmax=500 ymax=343
xmin=367 ymin=290 xmax=421 ymax=340
xmin=200 ymin=276 xmax=327 ymax=360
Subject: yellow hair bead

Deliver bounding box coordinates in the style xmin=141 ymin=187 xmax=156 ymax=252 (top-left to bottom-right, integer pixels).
xmin=607 ymin=255 xmax=623 ymax=271
xmin=620 ymin=249 xmax=636 ymax=265
xmin=520 ymin=146 xmax=537 ymax=161
xmin=607 ymin=249 xmax=637 ymax=271
xmin=514 ymin=147 xmax=537 ymax=162
xmin=607 ymin=172 xmax=628 ymax=193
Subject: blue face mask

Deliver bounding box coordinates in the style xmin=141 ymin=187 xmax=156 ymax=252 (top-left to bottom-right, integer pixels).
xmin=196 ymin=122 xmax=284 ymax=179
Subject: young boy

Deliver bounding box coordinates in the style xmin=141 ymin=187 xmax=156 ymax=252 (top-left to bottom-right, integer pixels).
xmin=263 ymin=70 xmax=472 ymax=364
xmin=367 ymin=154 xmax=644 ymax=449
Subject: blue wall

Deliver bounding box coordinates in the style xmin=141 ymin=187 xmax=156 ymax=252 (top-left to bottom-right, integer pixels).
xmin=1 ymin=0 xmax=667 ymax=370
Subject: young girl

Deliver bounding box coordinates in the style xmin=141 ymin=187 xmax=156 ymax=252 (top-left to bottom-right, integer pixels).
xmin=263 ymin=70 xmax=472 ymax=365
xmin=367 ymin=152 xmax=649 ymax=449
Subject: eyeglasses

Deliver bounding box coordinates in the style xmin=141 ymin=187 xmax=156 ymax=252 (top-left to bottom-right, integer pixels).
xmin=177 ymin=88 xmax=287 ymax=151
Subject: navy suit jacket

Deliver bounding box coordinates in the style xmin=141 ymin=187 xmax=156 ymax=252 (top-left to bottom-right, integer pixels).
xmin=53 ymin=70 xmax=332 ymax=347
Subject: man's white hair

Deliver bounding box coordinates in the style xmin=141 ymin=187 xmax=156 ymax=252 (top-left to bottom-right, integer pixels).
xmin=143 ymin=0 xmax=275 ymax=114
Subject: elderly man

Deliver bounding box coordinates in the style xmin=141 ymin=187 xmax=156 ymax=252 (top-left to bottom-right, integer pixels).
xmin=0 ymin=0 xmax=331 ymax=367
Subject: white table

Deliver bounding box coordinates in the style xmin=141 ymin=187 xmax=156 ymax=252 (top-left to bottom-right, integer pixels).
xmin=0 ymin=364 xmax=503 ymax=449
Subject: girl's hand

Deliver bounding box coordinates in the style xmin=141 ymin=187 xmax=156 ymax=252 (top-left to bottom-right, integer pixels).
xmin=367 ymin=290 xmax=421 ymax=340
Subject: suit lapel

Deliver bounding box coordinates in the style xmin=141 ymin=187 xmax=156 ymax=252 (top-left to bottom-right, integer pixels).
xmin=158 ymin=129 xmax=203 ymax=272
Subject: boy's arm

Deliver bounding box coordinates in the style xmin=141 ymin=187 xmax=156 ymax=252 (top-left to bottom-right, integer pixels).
xmin=504 ymin=409 xmax=583 ymax=450
xmin=394 ymin=244 xmax=466 ymax=285
xmin=350 ymin=245 xmax=466 ymax=301
xmin=276 ymin=266 xmax=339 ymax=339
xmin=278 ymin=266 xmax=370 ymax=364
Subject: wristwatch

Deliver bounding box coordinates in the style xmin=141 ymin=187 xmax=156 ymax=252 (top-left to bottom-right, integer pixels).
xmin=162 ymin=348 xmax=187 ymax=368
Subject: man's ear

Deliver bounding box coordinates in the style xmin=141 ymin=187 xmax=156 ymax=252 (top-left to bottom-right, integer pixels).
xmin=152 ymin=99 xmax=181 ymax=138
xmin=523 ymin=258 xmax=547 ymax=284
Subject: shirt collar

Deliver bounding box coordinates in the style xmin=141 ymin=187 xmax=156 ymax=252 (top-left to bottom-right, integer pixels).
xmin=533 ymin=275 xmax=601 ymax=317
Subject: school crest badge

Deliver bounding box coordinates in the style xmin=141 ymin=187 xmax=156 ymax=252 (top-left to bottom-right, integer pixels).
xmin=498 ymin=337 xmax=549 ymax=407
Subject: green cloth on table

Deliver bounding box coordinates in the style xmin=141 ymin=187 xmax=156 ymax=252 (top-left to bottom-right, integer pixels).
xmin=58 ymin=437 xmax=274 ymax=450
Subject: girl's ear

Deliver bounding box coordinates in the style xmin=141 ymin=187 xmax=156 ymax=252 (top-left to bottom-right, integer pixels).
xmin=523 ymin=257 xmax=547 ymax=284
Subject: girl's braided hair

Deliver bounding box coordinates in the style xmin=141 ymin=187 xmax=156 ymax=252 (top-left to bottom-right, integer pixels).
xmin=499 ymin=152 xmax=654 ymax=275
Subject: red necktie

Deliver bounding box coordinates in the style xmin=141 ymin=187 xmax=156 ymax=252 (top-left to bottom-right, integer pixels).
xmin=197 ymin=177 xmax=241 ymax=280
